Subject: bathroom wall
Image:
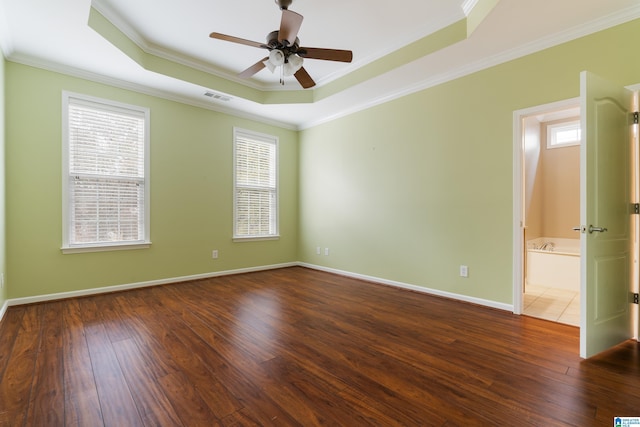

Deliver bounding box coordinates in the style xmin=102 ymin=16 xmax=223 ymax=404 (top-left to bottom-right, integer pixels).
xmin=540 ymin=119 xmax=581 ymax=239
xmin=525 ymin=118 xmax=580 ymax=241
xmin=524 ymin=115 xmax=543 ymax=240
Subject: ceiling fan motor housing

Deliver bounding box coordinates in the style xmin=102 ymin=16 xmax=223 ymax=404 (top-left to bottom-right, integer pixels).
xmin=266 ymin=30 xmax=300 ymax=52
xmin=274 ymin=0 xmax=293 ymax=10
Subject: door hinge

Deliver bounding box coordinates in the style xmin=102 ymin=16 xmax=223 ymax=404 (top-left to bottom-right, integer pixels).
xmin=634 ymin=293 xmax=639 ymax=305
xmin=633 ymin=203 xmax=640 ymax=214
xmin=634 ymin=112 xmax=639 ymax=124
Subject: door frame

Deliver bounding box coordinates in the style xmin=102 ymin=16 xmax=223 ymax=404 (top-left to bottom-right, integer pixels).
xmin=512 ymin=98 xmax=580 ymax=315
xmin=513 ymin=91 xmax=640 ymax=342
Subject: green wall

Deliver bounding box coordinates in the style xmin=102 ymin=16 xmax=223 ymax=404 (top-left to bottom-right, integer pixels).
xmin=5 ymin=64 xmax=298 ymax=299
xmin=4 ymin=18 xmax=640 ymax=305
xmin=298 ymin=18 xmax=640 ymax=305
xmin=0 ymin=53 xmax=6 ymax=308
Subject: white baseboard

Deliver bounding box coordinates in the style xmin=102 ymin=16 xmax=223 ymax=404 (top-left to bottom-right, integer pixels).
xmin=6 ymin=262 xmax=297 ymax=307
xmin=0 ymin=300 xmax=8 ymax=324
xmin=0 ymin=261 xmax=512 ymax=319
xmin=299 ymin=262 xmax=514 ymax=312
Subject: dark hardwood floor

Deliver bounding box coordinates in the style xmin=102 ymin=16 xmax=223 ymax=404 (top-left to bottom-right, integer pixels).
xmin=0 ymin=266 xmax=638 ymax=426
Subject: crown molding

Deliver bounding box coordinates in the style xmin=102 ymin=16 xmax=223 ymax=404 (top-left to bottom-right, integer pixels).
xmin=299 ymin=5 xmax=640 ymax=129
xmin=90 ymin=0 xmax=466 ymax=93
xmin=91 ymin=0 xmax=312 ymax=92
xmin=347 ymin=9 xmax=466 ymax=74
xmin=6 ymin=52 xmax=297 ymax=130
xmin=6 ymin=3 xmax=640 ymax=132
xmin=90 ymin=0 xmax=263 ymax=90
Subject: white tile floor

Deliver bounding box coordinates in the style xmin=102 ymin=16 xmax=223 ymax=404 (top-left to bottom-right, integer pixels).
xmin=523 ymin=284 xmax=580 ymax=326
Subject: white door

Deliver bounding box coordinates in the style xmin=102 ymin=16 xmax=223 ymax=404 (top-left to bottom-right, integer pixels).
xmin=580 ymin=71 xmax=634 ymax=358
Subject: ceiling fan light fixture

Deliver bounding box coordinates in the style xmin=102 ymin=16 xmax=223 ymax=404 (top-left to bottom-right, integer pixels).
xmin=283 ymin=54 xmax=303 ymax=76
xmin=263 ymin=59 xmax=276 ymax=73
xmin=268 ymin=49 xmax=285 ymax=67
xmin=282 ymin=63 xmax=295 ymax=76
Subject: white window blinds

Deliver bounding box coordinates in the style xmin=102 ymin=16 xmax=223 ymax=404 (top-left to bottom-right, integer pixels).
xmin=63 ymin=93 xmax=150 ymax=251
xmin=233 ymin=128 xmax=278 ymax=239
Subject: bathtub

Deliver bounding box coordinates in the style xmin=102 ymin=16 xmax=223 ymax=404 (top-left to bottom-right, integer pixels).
xmin=526 ymin=237 xmax=580 ymax=291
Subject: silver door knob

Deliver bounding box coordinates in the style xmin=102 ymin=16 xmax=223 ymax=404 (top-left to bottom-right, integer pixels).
xmin=589 ymin=225 xmax=608 ymax=233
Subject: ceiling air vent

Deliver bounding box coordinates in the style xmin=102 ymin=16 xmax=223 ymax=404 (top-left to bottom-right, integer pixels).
xmin=204 ymin=91 xmax=231 ymax=102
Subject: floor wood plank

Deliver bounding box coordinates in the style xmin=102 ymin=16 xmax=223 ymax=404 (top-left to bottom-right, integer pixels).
xmin=62 ymin=299 xmax=104 ymax=427
xmin=111 ymin=338 xmax=184 ymax=426
xmin=83 ymin=322 xmax=144 ymax=427
xmin=0 ymin=304 xmax=41 ymax=425
xmin=0 ymin=266 xmax=639 ymax=426
xmin=25 ymin=348 xmax=64 ymax=426
xmin=0 ymin=306 xmax=25 ymax=380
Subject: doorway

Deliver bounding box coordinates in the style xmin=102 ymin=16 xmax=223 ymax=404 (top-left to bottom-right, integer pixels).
xmin=514 ymin=100 xmax=581 ymax=326
xmin=514 ymin=74 xmax=640 ymax=358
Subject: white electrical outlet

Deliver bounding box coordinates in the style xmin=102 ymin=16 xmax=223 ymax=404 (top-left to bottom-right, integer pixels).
xmin=460 ymin=265 xmax=469 ymax=278
xmin=316 ymin=246 xmax=321 ymax=255
xmin=324 ymin=248 xmax=330 ymax=256
xmin=212 ymin=250 xmax=219 ymax=259
xmin=0 ymin=273 xmax=3 ymax=288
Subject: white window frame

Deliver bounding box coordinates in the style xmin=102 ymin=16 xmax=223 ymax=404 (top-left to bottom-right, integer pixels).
xmin=62 ymin=91 xmax=151 ymax=253
xmin=233 ymin=127 xmax=279 ymax=241
xmin=547 ymin=119 xmax=581 ymax=149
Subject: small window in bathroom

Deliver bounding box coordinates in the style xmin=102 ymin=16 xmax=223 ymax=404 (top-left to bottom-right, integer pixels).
xmin=547 ymin=120 xmax=581 ymax=149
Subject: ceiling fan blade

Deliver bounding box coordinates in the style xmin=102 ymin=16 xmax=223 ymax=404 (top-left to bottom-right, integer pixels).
xmin=238 ymin=57 xmax=268 ymax=79
xmin=294 ymin=67 xmax=315 ymax=89
xmin=298 ymin=47 xmax=353 ymax=63
xmin=209 ymin=32 xmax=265 ymax=49
xmin=279 ymin=9 xmax=303 ymax=46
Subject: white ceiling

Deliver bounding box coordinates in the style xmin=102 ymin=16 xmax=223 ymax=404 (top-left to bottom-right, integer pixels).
xmin=1 ymin=0 xmax=640 ymax=129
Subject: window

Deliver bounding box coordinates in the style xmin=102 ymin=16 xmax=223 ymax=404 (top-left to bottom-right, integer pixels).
xmin=547 ymin=120 xmax=581 ymax=148
xmin=62 ymin=92 xmax=150 ymax=253
xmin=233 ymin=128 xmax=278 ymax=240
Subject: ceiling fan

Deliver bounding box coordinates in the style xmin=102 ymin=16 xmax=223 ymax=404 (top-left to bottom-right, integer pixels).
xmin=209 ymin=0 xmax=353 ymax=89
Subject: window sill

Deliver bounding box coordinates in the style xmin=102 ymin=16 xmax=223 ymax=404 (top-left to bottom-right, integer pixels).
xmin=233 ymin=235 xmax=280 ymax=243
xmin=61 ymin=242 xmax=151 ymax=254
